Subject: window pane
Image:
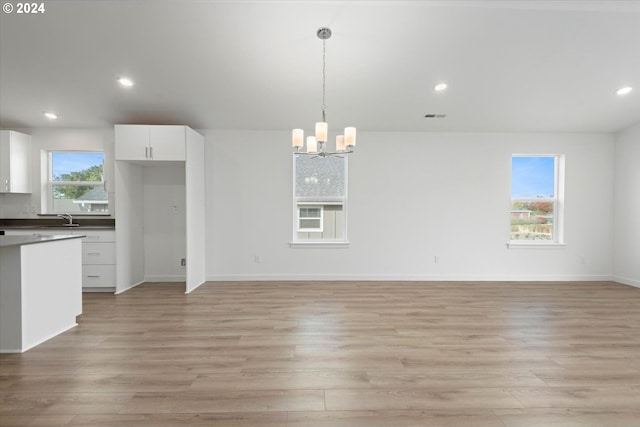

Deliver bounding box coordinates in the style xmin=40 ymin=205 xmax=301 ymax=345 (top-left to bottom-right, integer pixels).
xmin=511 ymin=156 xmax=555 ymax=198
xmin=510 ymin=200 xmax=554 ymax=240
xmin=295 ymin=156 xmax=345 ymax=198
xmin=52 ymin=152 xmax=104 ymax=182
xmin=50 ymin=151 xmax=108 ymax=214
xmin=52 ymin=185 xmax=109 ymax=213
xmin=300 ymin=219 xmax=322 ymax=230
xmin=300 ymin=207 xmax=321 ymax=218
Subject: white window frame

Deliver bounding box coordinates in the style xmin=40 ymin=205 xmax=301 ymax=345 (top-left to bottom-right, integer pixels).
xmin=508 ymin=154 xmax=565 ymax=248
xmin=291 ymin=155 xmax=349 ymax=246
xmin=47 ymin=150 xmax=108 ymax=214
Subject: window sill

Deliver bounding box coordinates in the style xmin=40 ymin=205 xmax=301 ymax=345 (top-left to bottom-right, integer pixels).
xmin=507 ymin=242 xmax=566 ymax=249
xmin=290 ymin=241 xmax=350 ymax=249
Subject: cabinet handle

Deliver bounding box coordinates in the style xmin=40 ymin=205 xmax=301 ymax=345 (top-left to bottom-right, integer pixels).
xmin=149 ymin=146 xmax=153 ymax=159
xmin=4 ymin=179 xmax=8 ymax=191
xmin=87 ymin=275 xmax=101 ymax=278
xmin=87 ymin=252 xmax=101 ymax=256
xmin=145 ymin=146 xmax=149 ymax=158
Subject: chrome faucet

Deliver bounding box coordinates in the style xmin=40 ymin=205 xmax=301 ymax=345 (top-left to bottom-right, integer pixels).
xmin=57 ymin=213 xmax=73 ymax=225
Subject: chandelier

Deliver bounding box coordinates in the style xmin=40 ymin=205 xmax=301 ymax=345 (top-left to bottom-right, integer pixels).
xmin=292 ymin=27 xmax=356 ymax=157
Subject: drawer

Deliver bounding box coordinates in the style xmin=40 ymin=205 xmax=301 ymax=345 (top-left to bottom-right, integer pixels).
xmin=82 ymin=265 xmax=115 ymax=286
xmin=75 ymin=230 xmax=115 ymax=242
xmin=82 ymin=242 xmax=115 ymax=264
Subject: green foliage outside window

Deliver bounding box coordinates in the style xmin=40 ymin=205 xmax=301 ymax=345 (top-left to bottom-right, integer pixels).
xmin=53 ymin=165 xmax=103 ymax=199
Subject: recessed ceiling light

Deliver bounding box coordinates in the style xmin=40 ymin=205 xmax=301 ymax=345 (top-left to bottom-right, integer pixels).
xmin=118 ymin=77 xmax=134 ymax=87
xmin=434 ymin=83 xmax=448 ymax=92
xmin=616 ymin=86 xmax=632 ymax=95
xmin=43 ymin=112 xmax=58 ymax=120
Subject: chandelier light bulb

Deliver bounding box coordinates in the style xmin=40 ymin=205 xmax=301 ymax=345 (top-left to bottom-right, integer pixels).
xmin=292 ymin=129 xmax=304 ymax=148
xmin=344 ymin=127 xmax=356 ymax=147
xmin=315 ymin=122 xmax=328 ymax=143
xmin=307 ymin=136 xmax=318 ymax=154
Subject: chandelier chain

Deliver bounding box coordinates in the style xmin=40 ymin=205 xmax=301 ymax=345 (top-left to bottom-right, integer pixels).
xmin=322 ymin=37 xmax=327 ymax=123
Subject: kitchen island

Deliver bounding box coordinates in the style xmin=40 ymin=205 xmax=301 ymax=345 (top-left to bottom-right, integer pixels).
xmin=0 ymin=234 xmax=84 ymax=353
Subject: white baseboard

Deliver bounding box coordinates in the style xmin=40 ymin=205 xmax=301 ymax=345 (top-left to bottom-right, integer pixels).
xmin=144 ymin=275 xmax=186 ymax=283
xmin=612 ymin=275 xmax=640 ymax=288
xmin=115 ymin=280 xmax=144 ymax=294
xmin=207 ymin=273 xmax=615 ymax=282
xmin=83 ymin=287 xmax=116 ymax=293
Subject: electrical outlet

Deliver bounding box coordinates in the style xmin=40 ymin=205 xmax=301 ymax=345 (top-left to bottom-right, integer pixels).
xmin=254 ymin=255 xmax=261 ymax=264
xmin=180 ymin=258 xmax=186 ymax=267
xmin=434 ymin=255 xmax=439 ymax=264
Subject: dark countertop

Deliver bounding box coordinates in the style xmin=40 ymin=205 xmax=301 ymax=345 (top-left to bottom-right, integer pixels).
xmin=0 ymin=234 xmax=85 ymax=248
xmin=0 ymin=217 xmax=115 ymax=229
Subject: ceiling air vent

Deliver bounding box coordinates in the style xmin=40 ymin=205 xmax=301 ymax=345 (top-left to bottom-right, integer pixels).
xmin=424 ymin=114 xmax=447 ymax=119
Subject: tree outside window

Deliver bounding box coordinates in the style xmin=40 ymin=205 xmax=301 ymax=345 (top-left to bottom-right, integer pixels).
xmin=49 ymin=151 xmax=108 ymax=213
xmin=510 ymin=155 xmax=563 ymax=242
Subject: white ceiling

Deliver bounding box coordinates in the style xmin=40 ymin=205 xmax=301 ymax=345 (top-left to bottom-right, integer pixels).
xmin=1 ymin=0 xmax=639 ymax=133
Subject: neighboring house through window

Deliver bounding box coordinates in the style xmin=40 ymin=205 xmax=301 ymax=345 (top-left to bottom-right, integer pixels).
xmin=48 ymin=151 xmax=108 ymax=213
xmin=510 ymin=154 xmax=564 ymax=243
xmin=293 ymin=155 xmax=347 ymax=242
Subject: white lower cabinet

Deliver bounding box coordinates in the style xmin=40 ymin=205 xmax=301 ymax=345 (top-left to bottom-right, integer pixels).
xmin=3 ymin=228 xmax=116 ymax=292
xmin=79 ymin=230 xmax=115 ymax=292
xmin=82 ymin=265 xmax=116 ymax=288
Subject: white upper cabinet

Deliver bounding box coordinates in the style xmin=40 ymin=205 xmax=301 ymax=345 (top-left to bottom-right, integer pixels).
xmin=115 ymin=125 xmax=186 ymax=161
xmin=114 ymin=125 xmax=148 ymax=161
xmin=0 ymin=130 xmax=31 ymax=193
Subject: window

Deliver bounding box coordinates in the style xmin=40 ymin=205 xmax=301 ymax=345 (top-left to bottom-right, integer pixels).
xmin=298 ymin=205 xmax=324 ymax=232
xmin=510 ymin=155 xmax=563 ymax=243
xmin=293 ymin=155 xmax=347 ymax=243
xmin=48 ymin=151 xmax=108 ymax=213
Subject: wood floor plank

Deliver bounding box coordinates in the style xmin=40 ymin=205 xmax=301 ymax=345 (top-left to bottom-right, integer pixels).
xmin=495 ymin=408 xmax=640 ymax=427
xmin=69 ymin=413 xmax=287 ymax=426
xmin=286 ymin=410 xmax=506 ymax=427
xmin=508 ymin=386 xmax=640 ymax=409
xmin=189 ymin=371 xmax=370 ymax=391
xmin=118 ymin=390 xmax=325 ymax=414
xmin=0 ymin=280 xmax=638 ymax=425
xmin=367 ymin=370 xmax=547 ymax=388
xmin=325 ymin=388 xmax=525 ymax=410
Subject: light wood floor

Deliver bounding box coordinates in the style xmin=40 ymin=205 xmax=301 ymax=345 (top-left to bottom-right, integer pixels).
xmin=1 ymin=281 xmax=639 ymax=426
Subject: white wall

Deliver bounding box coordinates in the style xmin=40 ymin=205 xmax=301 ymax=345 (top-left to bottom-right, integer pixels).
xmin=143 ymin=165 xmax=186 ymax=282
xmin=0 ymin=128 xmax=114 ymax=217
xmin=613 ymin=122 xmax=640 ymax=287
xmin=206 ymin=130 xmax=615 ymax=281
xmin=2 ymin=127 xmax=625 ymax=284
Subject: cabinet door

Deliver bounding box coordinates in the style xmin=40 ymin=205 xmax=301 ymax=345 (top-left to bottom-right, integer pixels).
xmin=115 ymin=125 xmax=149 ymax=161
xmin=0 ymin=132 xmax=10 ymax=192
xmin=149 ymin=125 xmax=185 ymax=161
xmin=0 ymin=131 xmax=31 ymax=193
